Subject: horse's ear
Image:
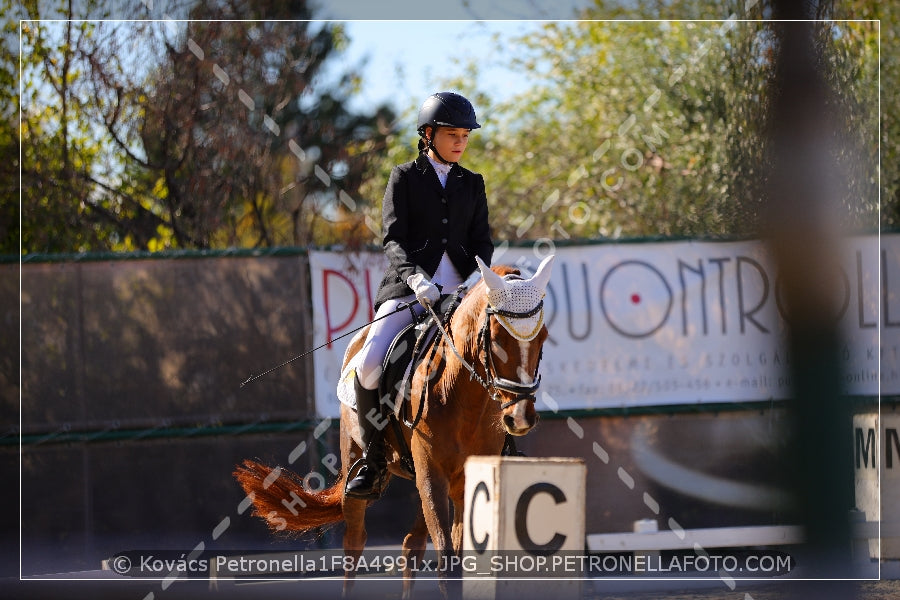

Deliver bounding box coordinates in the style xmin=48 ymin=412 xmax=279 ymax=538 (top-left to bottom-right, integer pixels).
xmin=477 ymin=256 xmax=506 ymax=292
xmin=529 ymin=254 xmax=555 ymax=292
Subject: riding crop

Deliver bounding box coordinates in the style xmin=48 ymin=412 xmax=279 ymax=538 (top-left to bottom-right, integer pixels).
xmin=239 ymin=301 xmax=416 ymax=388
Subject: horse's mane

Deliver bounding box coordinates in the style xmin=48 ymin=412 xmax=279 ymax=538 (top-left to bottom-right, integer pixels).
xmin=437 ymin=265 xmax=521 ymax=400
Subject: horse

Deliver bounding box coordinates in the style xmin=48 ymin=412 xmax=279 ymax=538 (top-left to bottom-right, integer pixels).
xmin=234 ymin=254 xmax=555 ymax=599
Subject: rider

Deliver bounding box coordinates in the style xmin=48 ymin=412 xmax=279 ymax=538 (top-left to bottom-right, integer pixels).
xmin=346 ymin=92 xmax=495 ymax=499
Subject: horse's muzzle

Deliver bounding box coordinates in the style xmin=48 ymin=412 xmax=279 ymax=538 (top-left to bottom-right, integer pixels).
xmin=502 ymin=399 xmax=538 ymax=435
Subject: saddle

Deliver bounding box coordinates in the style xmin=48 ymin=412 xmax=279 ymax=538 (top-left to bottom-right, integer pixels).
xmin=363 ymin=291 xmax=461 ymax=479
xmin=379 ymin=292 xmax=461 ymax=425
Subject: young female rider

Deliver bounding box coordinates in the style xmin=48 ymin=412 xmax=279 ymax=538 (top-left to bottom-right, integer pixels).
xmin=346 ymin=92 xmax=494 ymax=499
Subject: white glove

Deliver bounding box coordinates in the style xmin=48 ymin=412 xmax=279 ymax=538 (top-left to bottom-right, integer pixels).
xmin=406 ymin=273 xmax=440 ymax=307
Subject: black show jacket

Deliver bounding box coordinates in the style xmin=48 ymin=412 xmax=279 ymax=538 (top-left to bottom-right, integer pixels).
xmin=374 ymin=154 xmax=494 ymax=309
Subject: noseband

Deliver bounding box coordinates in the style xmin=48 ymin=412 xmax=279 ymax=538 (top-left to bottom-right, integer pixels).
xmin=480 ymin=298 xmax=544 ymax=409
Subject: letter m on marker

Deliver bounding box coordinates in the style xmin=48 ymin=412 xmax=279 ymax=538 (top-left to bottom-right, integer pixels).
xmin=855 ymin=427 xmax=877 ymax=469
xmin=887 ymin=428 xmax=900 ymax=469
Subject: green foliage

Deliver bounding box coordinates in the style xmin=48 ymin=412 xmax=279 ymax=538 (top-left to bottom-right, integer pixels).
xmin=3 ymin=0 xmax=126 ymax=253
xmin=481 ymin=19 xmax=777 ymax=240
xmin=16 ymin=17 xmax=109 ymax=252
xmin=501 ymin=17 xmax=875 ymax=239
xmin=0 ymin=1 xmax=19 ymax=250
xmin=364 ymin=1 xmax=884 ymax=242
xmin=8 ymin=0 xmax=889 ymax=254
xmin=828 ymin=1 xmax=900 ymax=228
xmin=9 ymin=0 xmax=395 ymax=254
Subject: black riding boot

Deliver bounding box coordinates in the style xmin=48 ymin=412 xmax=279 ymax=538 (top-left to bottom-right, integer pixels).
xmin=345 ymin=375 xmax=388 ymax=499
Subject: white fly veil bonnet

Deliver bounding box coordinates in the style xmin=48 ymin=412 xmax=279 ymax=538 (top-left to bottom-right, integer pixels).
xmin=477 ymin=255 xmax=555 ymax=341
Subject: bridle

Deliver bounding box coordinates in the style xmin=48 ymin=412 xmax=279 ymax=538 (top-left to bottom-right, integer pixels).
xmin=480 ymin=298 xmax=544 ymax=409
xmin=425 ymin=280 xmax=545 ymax=410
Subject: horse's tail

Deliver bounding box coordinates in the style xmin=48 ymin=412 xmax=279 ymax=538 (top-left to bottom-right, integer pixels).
xmin=234 ymin=459 xmax=344 ymax=535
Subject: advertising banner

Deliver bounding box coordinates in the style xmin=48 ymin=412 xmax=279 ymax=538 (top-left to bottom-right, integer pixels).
xmin=310 ymin=235 xmax=897 ymax=417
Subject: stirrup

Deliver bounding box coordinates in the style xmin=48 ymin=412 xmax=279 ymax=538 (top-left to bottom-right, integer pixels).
xmin=345 ymin=458 xmax=386 ymax=500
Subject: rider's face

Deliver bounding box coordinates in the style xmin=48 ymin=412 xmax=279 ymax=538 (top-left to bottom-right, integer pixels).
xmin=427 ymin=127 xmax=470 ymax=163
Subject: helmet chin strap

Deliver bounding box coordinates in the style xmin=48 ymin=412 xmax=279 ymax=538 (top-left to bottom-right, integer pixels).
xmin=428 ymin=145 xmax=454 ymax=165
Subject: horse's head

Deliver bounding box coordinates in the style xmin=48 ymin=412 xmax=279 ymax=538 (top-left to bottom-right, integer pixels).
xmin=475 ymin=254 xmax=554 ymax=436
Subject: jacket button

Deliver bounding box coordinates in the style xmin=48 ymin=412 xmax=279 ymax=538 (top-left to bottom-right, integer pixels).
xmin=442 ymin=218 xmax=448 ymax=224
xmin=441 ymin=238 xmax=447 ymax=244
xmin=441 ymin=197 xmax=447 ymax=204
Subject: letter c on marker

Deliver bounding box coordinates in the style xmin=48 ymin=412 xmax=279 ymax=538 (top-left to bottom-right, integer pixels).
xmin=515 ymin=482 xmax=567 ymax=555
xmin=469 ymin=481 xmax=490 ymax=553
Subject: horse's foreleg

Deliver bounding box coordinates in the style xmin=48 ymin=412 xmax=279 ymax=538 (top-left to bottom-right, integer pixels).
xmin=401 ymin=502 xmax=428 ymax=600
xmin=450 ymin=494 xmax=465 ymax=556
xmin=341 ymin=496 xmax=368 ymax=599
xmin=417 ymin=468 xmax=458 ymax=599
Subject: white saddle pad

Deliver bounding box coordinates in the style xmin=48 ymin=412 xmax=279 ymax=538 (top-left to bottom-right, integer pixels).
xmin=336 ymin=353 xmax=361 ymax=410
xmin=336 ymin=323 xmax=439 ymax=413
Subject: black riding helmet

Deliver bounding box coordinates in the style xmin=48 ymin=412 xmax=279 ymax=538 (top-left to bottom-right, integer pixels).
xmin=416 ymin=92 xmax=480 ymax=163
xmin=417 ymin=92 xmax=481 ymax=133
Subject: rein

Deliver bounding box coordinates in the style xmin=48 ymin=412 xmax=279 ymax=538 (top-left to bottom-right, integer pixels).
xmin=424 ymin=290 xmax=544 ymax=410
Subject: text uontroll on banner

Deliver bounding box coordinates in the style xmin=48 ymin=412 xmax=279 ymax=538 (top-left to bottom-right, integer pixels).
xmin=309 ymin=236 xmax=896 ymax=418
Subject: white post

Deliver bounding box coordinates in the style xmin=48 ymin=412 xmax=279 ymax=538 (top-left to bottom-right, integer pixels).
xmin=853 ymin=412 xmax=900 ymax=560
xmin=632 ymin=518 xmax=659 ymax=573
xmin=883 ymin=413 xmax=900 ymax=559
xmin=463 ymin=456 xmax=586 ymax=600
xmin=853 ymin=412 xmax=879 ymax=559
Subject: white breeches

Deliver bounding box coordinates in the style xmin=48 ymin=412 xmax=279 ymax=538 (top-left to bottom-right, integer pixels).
xmin=356 ymin=293 xmax=426 ymax=391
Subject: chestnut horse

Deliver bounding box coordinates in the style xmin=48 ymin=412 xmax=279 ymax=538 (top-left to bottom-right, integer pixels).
xmin=235 ymin=255 xmax=554 ymax=598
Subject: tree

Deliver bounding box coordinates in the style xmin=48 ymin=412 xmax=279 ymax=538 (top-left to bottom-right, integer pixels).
xmin=123 ymin=2 xmax=396 ymax=250
xmin=9 ymin=1 xmax=127 ymax=254
xmin=359 ymin=0 xmax=885 ymax=243
xmin=9 ymin=0 xmax=396 ymax=254
xmin=8 ymin=0 xmax=192 ymax=254
xmin=0 ymin=2 xmax=18 ymax=251
xmin=482 ymin=18 xmax=776 ymax=240
xmin=827 ymin=0 xmax=899 ymax=228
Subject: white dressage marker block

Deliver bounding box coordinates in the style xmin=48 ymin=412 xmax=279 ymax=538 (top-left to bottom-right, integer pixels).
xmin=854 ymin=412 xmax=900 ymax=559
xmin=463 ymin=456 xmax=586 ymax=600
